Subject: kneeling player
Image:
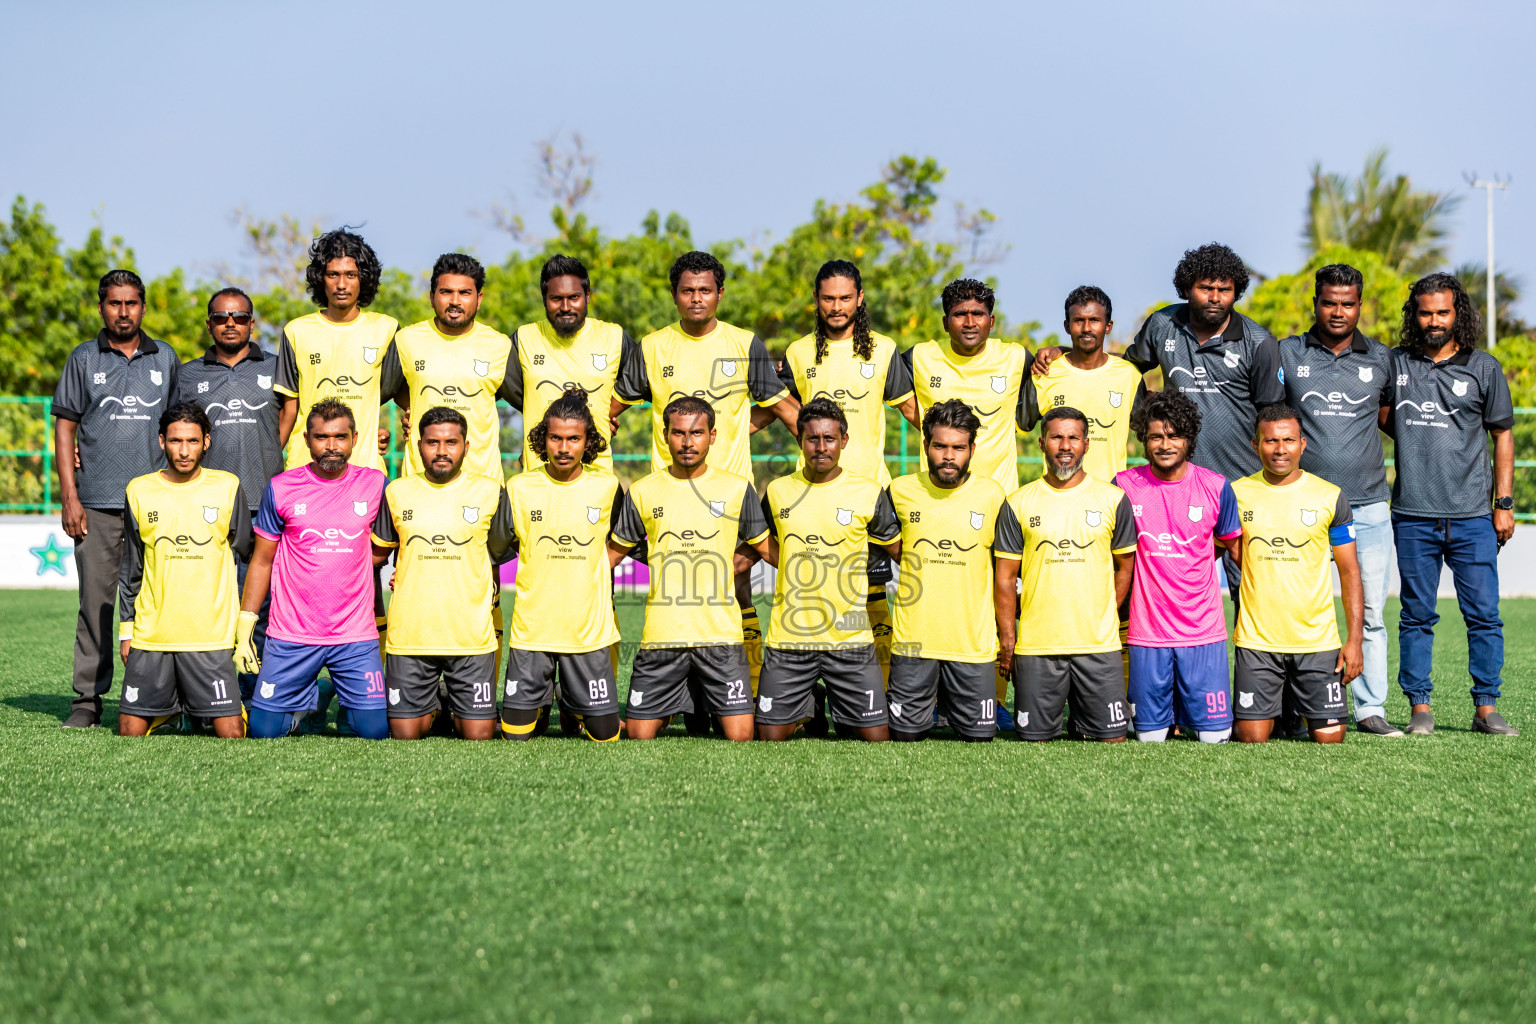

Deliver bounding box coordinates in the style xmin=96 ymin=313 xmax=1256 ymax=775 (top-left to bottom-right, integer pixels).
xmin=371 ymin=407 xmax=513 ymax=739
xmin=754 ymin=397 xmax=900 ymax=741
xmin=1231 ymin=406 xmax=1363 ymax=743
xmin=237 ymin=399 xmax=390 ymax=739
xmin=498 ymin=389 xmax=627 ymax=742
xmin=994 ymin=407 xmax=1135 ymax=741
xmin=608 ymin=396 xmax=772 ymax=741
xmin=118 ymin=403 xmax=252 ymax=737
xmin=886 ymin=400 xmax=1008 ymax=742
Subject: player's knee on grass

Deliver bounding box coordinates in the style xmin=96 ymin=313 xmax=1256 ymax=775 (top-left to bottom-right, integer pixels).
xmin=348 ymin=708 xmax=389 ymax=740
xmin=890 ymin=728 xmax=929 ymax=742
xmin=1308 ymin=719 xmax=1345 ymax=744
xmin=455 ymin=717 xmax=497 ymax=741
xmin=718 ymin=714 xmax=755 ymax=742
xmin=248 ymin=707 xmax=305 ymax=738
xmin=757 ymin=722 xmax=797 ymax=742
xmin=582 ymin=712 xmax=620 ymax=742
xmin=118 ymin=715 xmax=150 ymax=737
xmin=1234 ymin=720 xmax=1271 ymax=743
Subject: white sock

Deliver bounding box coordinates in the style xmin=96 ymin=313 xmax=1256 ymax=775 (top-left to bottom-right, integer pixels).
xmin=1136 ymin=728 xmax=1169 ymax=743
xmin=1197 ymin=728 xmax=1231 ymax=744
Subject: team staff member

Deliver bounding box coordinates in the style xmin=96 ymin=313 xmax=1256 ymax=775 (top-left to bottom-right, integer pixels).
xmin=754 ymin=398 xmax=901 ymax=742
xmin=1231 ymin=406 xmax=1364 ymax=744
xmin=177 ymin=286 xmax=283 ymax=703
xmin=499 ymin=389 xmax=627 ymax=743
xmin=52 ymin=269 xmax=181 ymax=729
xmin=1385 ymin=274 xmax=1517 ymax=736
xmin=117 ymin=403 xmax=252 ymax=737
xmin=607 ymin=396 xmax=773 ymax=742
xmin=886 ymin=400 xmax=1009 ymax=742
xmin=1276 ymin=264 xmax=1398 ymax=736
xmin=995 ymin=407 xmax=1136 ymax=742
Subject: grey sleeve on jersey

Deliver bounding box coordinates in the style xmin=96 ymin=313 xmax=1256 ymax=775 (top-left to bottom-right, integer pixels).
xmin=611 ymin=488 xmax=646 ymax=547
xmin=778 ymin=357 xmax=801 ymax=403
xmin=884 ymin=345 xmax=914 ymax=403
xmin=488 ymin=487 xmax=516 ymax=563
xmin=118 ymin=503 xmax=145 ymax=624
xmin=1124 ymin=317 xmax=1161 ymax=373
xmin=500 ymin=333 xmax=524 ymax=407
xmin=274 ymin=331 xmax=298 ymax=395
xmin=614 ymin=331 xmax=650 ymax=403
xmin=1019 ymin=376 xmax=1041 ymax=431
xmin=371 ymin=493 xmax=398 ymax=546
xmin=1332 ymin=488 xmax=1353 ymax=529
xmin=747 ymin=334 xmax=789 ymax=404
xmin=993 ymin=501 xmax=1024 ymax=558
xmin=738 ymin=482 xmax=769 ymax=541
xmin=164 ymin=354 xmax=180 ymax=401
xmin=1483 ymin=359 xmax=1515 ymax=430
xmin=761 ymin=492 xmax=778 ymax=539
xmin=1111 ymin=494 xmax=1137 ymax=551
xmin=870 ymin=487 xmax=901 ymax=543
xmin=1249 ymin=334 xmax=1286 ymax=406
xmin=51 ymin=347 xmax=89 ymax=420
xmin=378 ymin=341 xmax=404 ymax=404
xmin=229 ymin=498 xmax=254 ymax=561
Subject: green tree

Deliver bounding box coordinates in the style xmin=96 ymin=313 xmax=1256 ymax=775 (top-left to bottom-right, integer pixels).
xmin=1243 ymin=245 xmax=1417 ymax=343
xmin=1451 ymin=262 xmax=1527 ymax=339
xmin=1304 ymin=148 xmax=1459 ymax=274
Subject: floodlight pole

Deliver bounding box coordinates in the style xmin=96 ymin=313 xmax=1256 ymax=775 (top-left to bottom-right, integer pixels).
xmin=1468 ymin=176 xmax=1508 ymax=349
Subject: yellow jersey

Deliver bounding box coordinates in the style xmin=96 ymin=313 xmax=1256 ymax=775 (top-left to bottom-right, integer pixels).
xmin=1023 ymin=355 xmax=1147 ymax=481
xmin=507 ymin=318 xmax=634 ymax=472
xmin=615 ymin=321 xmax=789 ymax=479
xmin=1232 ymin=471 xmax=1354 ymax=654
xmin=370 ymin=471 xmax=513 ymax=656
xmin=274 ymin=309 xmax=397 ymax=471
xmin=783 ymin=331 xmax=913 ymax=485
xmin=993 ymin=476 xmax=1136 ymax=655
xmin=887 ymin=471 xmax=1008 ymax=663
xmin=503 ymin=465 xmax=624 ymax=653
xmin=379 ymin=319 xmax=514 ymax=480
xmin=907 ymin=339 xmax=1031 ymax=493
xmin=120 ymin=469 xmax=252 ymax=651
xmin=610 ymin=464 xmax=769 ymax=648
xmin=762 ymin=469 xmax=900 ymax=649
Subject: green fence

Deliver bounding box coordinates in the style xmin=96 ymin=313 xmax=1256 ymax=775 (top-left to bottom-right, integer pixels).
xmin=6 ymin=394 xmax=1536 ymax=519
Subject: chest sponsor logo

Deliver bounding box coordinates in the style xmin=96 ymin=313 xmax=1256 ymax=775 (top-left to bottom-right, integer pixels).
xmin=1188 ymin=505 xmax=1203 ymax=522
xmin=1301 ymin=390 xmax=1370 ymax=406
xmin=1085 ymin=509 xmax=1102 ymax=528
xmin=990 ymin=375 xmax=1007 ymax=394
xmin=203 ymin=506 xmax=219 ymax=523
xmin=150 ymin=369 xmax=163 ymax=386
xmin=407 ymin=531 xmax=473 ymax=547
xmin=300 ymin=527 xmax=364 ymax=542
xmin=1452 ymin=379 xmax=1469 ymax=397
xmin=1108 ymin=391 xmax=1123 ymax=408
xmin=353 ymin=501 xmax=369 ymax=517
xmin=1300 ymin=508 xmax=1318 ymax=527
xmin=859 ymin=361 xmax=875 ymax=379
xmin=719 ymin=359 xmax=737 ymax=378
xmin=423 ymin=383 xmax=482 ymax=399
xmin=1358 ymin=366 xmax=1373 ymax=383
xmin=709 ymin=500 xmax=726 ymax=518
xmin=970 ymin=511 xmax=984 ymax=530
xmin=1396 ymin=399 xmax=1459 ymax=419
xmin=362 ymin=347 xmax=377 ymax=364
xmin=99 ymin=394 xmax=162 ymax=409
xmin=258 ymin=374 xmax=272 ymax=389
xmin=463 ymin=505 xmax=479 ymax=523
xmin=836 ymin=508 xmax=854 ymax=526
xmin=587 ymin=505 xmax=602 ymax=524
xmin=592 ymin=353 xmax=608 ymax=371
xmin=207 ymin=397 xmax=269 ymax=414
xmin=315 ymin=374 xmax=373 ymax=390
xmin=473 ymin=360 xmax=489 ymax=377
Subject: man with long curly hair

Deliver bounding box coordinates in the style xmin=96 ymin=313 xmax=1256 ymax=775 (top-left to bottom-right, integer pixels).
xmin=1386 ymin=273 xmax=1517 ymax=736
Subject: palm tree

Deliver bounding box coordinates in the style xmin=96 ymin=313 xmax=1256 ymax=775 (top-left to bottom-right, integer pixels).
xmin=1453 ymin=262 xmax=1528 ymax=339
xmin=1304 ymin=148 xmax=1460 ymax=275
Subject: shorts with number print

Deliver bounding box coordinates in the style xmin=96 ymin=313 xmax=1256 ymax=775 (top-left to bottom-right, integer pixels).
xmin=386 ymin=653 xmax=498 ymax=720
xmin=626 ymin=645 xmax=752 ymax=720
xmin=756 ymin=644 xmax=888 ymax=728
xmin=121 ymin=648 xmax=242 ymax=719
xmin=502 ymin=647 xmax=620 ymax=718
xmin=1233 ymin=648 xmax=1348 ymax=722
xmin=1013 ymin=651 xmax=1128 ymax=740
xmin=887 ymin=654 xmax=996 ymax=738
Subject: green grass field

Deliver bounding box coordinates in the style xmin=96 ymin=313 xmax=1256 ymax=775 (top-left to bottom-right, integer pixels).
xmin=1 ymin=590 xmax=1533 ymax=1023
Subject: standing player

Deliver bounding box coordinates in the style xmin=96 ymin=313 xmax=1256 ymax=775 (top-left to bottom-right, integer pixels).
xmin=370 ymin=407 xmax=513 ymax=740
xmin=117 ymin=403 xmax=252 ymax=737
xmin=994 ymin=408 xmax=1136 ymax=742
xmin=1386 ymin=273 xmax=1517 ymax=736
xmin=380 ymin=253 xmax=515 ymax=480
xmin=499 ymin=389 xmax=627 ymax=743
xmin=1231 ymin=406 xmax=1364 ymax=743
xmin=886 ymin=400 xmax=1009 ymax=742
xmin=607 ymin=396 xmax=773 ymax=741
xmin=177 ymin=286 xmax=284 ymax=703
xmin=236 ymin=400 xmax=390 ymax=739
xmin=1276 ymin=263 xmax=1398 ymax=736
xmin=52 ymin=269 xmax=181 ymax=728
xmin=1115 ymin=391 xmax=1242 ymax=743
xmin=1021 ymin=286 xmax=1145 ymax=482
xmin=754 ymin=398 xmax=901 ymax=742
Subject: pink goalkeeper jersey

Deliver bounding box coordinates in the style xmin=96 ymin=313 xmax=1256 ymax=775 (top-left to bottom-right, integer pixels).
xmin=1114 ymin=464 xmax=1241 ymax=648
xmin=254 ymin=462 xmax=387 ymax=646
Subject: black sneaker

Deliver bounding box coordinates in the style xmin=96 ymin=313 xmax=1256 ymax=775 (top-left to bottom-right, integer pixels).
xmin=1356 ymin=715 xmax=1404 ymax=737
xmin=1405 ymin=710 xmax=1435 ymax=736
xmin=61 ymin=707 xmax=100 ymax=729
xmin=1472 ymin=711 xmax=1519 ymax=736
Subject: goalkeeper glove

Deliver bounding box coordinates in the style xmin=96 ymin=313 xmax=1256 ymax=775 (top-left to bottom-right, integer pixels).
xmin=235 ymin=611 xmax=261 ymax=675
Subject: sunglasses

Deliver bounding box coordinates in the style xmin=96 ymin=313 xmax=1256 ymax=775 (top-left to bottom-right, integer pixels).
xmin=209 ymin=311 xmax=254 ymax=325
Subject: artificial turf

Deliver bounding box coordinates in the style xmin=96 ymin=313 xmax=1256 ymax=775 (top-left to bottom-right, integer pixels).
xmin=0 ymin=589 xmax=1533 ymax=1023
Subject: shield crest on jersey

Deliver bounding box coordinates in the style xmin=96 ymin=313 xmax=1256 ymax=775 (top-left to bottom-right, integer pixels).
xmin=149 ymin=370 xmax=163 ymax=386
xmin=1085 ymin=509 xmax=1102 ymax=528
xmin=990 ymin=375 xmax=1007 ymax=394
xmin=463 ymin=506 xmax=479 ymax=523
xmin=836 ymin=508 xmax=853 ymax=527
xmin=720 ymin=359 xmax=738 ymax=378
xmin=592 ymin=353 xmax=608 ymax=371
xmin=859 ymin=362 xmax=876 ymax=379
xmin=257 ymin=374 xmax=272 ymax=389
xmin=1452 ymin=379 xmax=1469 ymax=397
xmin=354 ymin=500 xmax=368 ymax=517
xmin=1109 ymin=391 xmax=1123 ymax=408
xmin=1188 ymin=505 xmax=1204 ymax=523
xmin=1301 ymin=508 xmax=1318 ymax=527
xmin=363 ymin=347 xmax=377 ymax=364
xmin=1358 ymin=366 xmax=1373 ymax=383
xmin=473 ymin=360 xmax=489 ymax=377
xmin=125 ymin=686 xmax=139 ymax=703
xmin=203 ymin=505 xmax=218 ymax=524
xmin=587 ymin=506 xmax=601 ymax=524
xmin=759 ymin=696 xmax=773 ymax=712
xmin=1223 ymin=350 xmax=1240 ymax=369
xmin=970 ymin=511 xmax=984 ymax=530
xmin=709 ymin=500 xmax=726 ymax=518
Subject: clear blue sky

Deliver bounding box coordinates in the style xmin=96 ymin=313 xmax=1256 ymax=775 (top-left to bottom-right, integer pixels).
xmin=3 ymin=0 xmax=1532 ymax=332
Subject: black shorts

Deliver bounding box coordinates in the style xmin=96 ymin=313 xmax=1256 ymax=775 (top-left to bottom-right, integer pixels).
xmin=121 ymin=649 xmax=241 ymax=719
xmin=502 ymin=647 xmax=620 ymax=718
xmin=1233 ymin=648 xmax=1348 ymax=722
xmin=756 ymin=645 xmax=887 ymax=727
xmin=385 ymin=653 xmax=498 ymax=720
xmin=1013 ymin=651 xmax=1128 ymax=740
xmin=626 ymin=646 xmax=752 ymax=720
xmin=887 ymin=654 xmax=996 ymax=738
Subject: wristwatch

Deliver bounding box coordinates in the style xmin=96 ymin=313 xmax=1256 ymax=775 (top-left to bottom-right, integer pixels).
xmin=1494 ymin=496 xmax=1515 ymax=510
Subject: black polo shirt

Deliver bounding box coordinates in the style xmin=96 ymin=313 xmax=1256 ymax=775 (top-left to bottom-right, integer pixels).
xmin=1386 ymin=344 xmax=1514 ymax=519
xmin=176 ymin=344 xmax=283 ymax=511
xmin=1279 ymin=329 xmax=1394 ymax=506
xmin=1125 ymin=304 xmax=1284 ymax=483
xmin=51 ymin=331 xmax=180 ymax=509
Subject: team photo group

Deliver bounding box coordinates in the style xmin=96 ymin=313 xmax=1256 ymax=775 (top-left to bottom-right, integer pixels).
xmin=54 ymin=228 xmax=1519 ymax=745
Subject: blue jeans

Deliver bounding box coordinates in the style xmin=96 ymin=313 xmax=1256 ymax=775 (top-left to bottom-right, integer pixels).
xmin=1351 ymin=501 xmax=1393 ymax=720
xmin=234 ymin=547 xmax=270 ymax=703
xmin=1392 ymin=513 xmax=1504 ymax=706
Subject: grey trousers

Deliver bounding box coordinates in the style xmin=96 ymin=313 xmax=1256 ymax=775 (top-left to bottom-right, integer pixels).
xmin=71 ymin=506 xmax=125 ymax=714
